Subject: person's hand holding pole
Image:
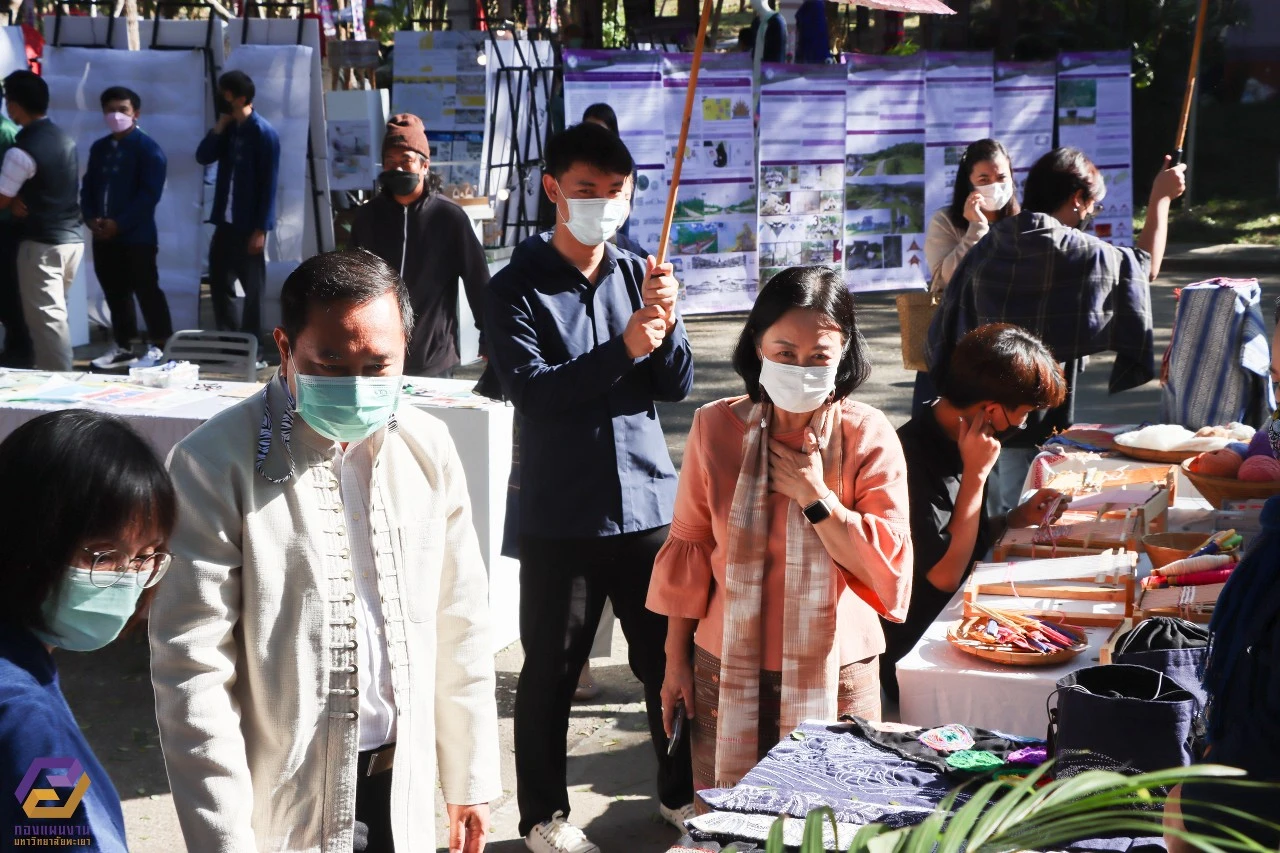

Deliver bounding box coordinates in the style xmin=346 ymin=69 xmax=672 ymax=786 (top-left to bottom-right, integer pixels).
xmin=1137 ymin=155 xmax=1188 ymax=281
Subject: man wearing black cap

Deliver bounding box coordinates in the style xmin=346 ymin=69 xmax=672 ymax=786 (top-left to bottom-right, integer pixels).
xmin=349 ymin=113 xmax=489 ymax=378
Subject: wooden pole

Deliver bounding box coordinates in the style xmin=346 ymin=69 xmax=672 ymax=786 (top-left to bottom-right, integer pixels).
xmin=655 ymin=0 xmax=714 ymax=265
xmin=1173 ymin=0 xmax=1209 ymax=166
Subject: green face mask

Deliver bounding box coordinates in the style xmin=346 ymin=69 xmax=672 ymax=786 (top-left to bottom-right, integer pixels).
xmin=291 ymin=360 xmax=402 ymax=443
xmin=32 ymin=568 xmax=144 ymax=652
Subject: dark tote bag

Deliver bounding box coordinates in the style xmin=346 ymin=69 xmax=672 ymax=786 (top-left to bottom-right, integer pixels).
xmin=1112 ymin=617 xmax=1209 ymax=712
xmin=1048 ymin=664 xmax=1200 ymax=772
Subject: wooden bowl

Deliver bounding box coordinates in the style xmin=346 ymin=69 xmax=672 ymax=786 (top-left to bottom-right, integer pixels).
xmin=1112 ymin=444 xmax=1199 ymax=465
xmin=1141 ymin=531 xmax=1214 ymax=569
xmin=945 ymin=622 xmax=1087 ymax=667
xmin=1181 ymin=459 xmax=1280 ymax=508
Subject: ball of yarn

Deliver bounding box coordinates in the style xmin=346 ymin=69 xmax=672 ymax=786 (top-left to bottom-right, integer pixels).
xmin=1238 ymin=455 xmax=1280 ymax=482
xmin=1246 ymin=429 xmax=1276 ymax=460
xmin=1190 ymin=449 xmax=1244 ymax=478
xmin=1226 ymin=441 xmax=1250 ymax=457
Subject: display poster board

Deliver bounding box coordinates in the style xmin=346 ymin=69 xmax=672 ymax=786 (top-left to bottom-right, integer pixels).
xmin=393 ymin=30 xmax=488 ymax=135
xmin=757 ymin=62 xmax=846 ymax=289
xmin=0 ymin=26 xmax=26 ymax=77
xmin=481 ymin=36 xmax=555 ymax=247
xmin=924 ymin=52 xmax=994 ymax=222
xmin=661 ymin=52 xmax=758 ymax=314
xmin=1058 ymin=51 xmax=1135 ymax=246
xmin=993 ymin=60 xmax=1056 ymax=199
xmin=843 ymin=54 xmax=927 ymax=292
xmin=43 ymin=44 xmax=210 ymax=338
xmin=325 ymin=88 xmax=389 ymax=193
xmin=563 ymin=49 xmax=667 ymax=255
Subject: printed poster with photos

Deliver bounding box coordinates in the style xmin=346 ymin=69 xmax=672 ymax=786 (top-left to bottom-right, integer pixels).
xmin=757 ymin=62 xmax=847 ymax=290
xmin=327 ymin=119 xmax=376 ymax=192
xmin=1057 ymin=51 xmax=1135 ymax=246
xmin=427 ymin=132 xmax=485 ymax=197
xmin=563 ymin=49 xmax=668 ymax=254
xmin=843 ymin=54 xmax=928 ymax=292
xmin=924 ymin=52 xmax=994 ymax=225
xmin=661 ymin=53 xmax=758 ymax=314
xmin=392 ymin=31 xmax=488 ymax=137
xmin=993 ymin=61 xmax=1055 ymax=198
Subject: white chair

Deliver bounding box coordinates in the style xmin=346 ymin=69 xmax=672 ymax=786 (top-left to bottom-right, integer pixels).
xmin=163 ymin=331 xmax=260 ymax=383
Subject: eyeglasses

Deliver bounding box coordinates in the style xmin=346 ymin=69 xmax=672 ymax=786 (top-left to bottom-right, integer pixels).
xmin=81 ymin=549 xmax=173 ymax=589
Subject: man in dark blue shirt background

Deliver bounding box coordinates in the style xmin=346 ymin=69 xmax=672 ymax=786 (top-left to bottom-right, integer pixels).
xmin=196 ymin=70 xmax=280 ymax=347
xmin=485 ymin=122 xmax=695 ymax=853
xmin=82 ymin=86 xmax=173 ymax=371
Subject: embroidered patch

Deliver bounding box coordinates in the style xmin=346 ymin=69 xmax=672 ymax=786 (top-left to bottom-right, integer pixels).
xmin=945 ymin=750 xmax=1004 ymax=771
xmin=1007 ymin=746 xmax=1048 ymax=766
xmin=917 ymin=724 xmax=975 ymax=753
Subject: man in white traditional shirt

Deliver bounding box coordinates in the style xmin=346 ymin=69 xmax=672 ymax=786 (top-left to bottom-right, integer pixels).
xmin=150 ymin=250 xmax=501 ymax=853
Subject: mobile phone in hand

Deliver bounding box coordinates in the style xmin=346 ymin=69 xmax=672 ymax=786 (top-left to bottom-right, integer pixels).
xmin=667 ymin=699 xmax=686 ymax=758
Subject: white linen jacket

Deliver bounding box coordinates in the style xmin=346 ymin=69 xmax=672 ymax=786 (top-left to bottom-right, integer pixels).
xmin=149 ymin=376 xmax=502 ymax=852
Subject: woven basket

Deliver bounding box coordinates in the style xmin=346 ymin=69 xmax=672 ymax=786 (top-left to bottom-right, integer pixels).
xmin=895 ymin=290 xmax=937 ymax=372
xmin=1141 ymin=532 xmax=1214 ymax=569
xmin=1180 ymin=459 xmax=1280 ymax=508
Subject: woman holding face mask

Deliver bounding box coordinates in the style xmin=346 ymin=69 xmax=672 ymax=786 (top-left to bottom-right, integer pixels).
xmin=647 ymin=266 xmax=912 ymax=806
xmin=924 ymin=139 xmax=1019 ymax=295
xmin=0 ymin=410 xmax=175 ymax=852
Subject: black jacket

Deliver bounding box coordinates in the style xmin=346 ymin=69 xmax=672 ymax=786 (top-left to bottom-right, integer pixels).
xmin=349 ymin=189 xmax=488 ymax=377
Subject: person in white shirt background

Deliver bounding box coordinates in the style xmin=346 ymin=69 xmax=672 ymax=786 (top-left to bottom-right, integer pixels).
xmin=0 ymin=70 xmax=84 ymax=372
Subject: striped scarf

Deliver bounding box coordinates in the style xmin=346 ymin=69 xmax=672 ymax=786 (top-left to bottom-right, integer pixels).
xmin=714 ymin=400 xmax=844 ymax=787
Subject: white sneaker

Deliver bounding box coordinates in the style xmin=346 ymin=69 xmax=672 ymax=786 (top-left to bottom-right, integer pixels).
xmin=525 ymin=812 xmax=601 ymax=853
xmin=255 ymin=359 xmax=268 ymax=371
xmin=133 ymin=346 xmax=166 ymax=368
xmin=91 ymin=345 xmax=137 ymax=370
xmin=659 ymin=802 xmax=696 ymax=832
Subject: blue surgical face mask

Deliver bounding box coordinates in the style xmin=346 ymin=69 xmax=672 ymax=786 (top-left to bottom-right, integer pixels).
xmin=291 ymin=358 xmax=402 ymax=443
xmin=31 ymin=568 xmax=145 ymax=652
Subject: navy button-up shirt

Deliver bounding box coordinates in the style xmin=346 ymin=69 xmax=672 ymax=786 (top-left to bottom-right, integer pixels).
xmin=486 ymin=234 xmax=695 ymax=540
xmin=195 ymin=110 xmax=280 ymax=233
xmin=80 ymin=126 xmax=167 ymax=246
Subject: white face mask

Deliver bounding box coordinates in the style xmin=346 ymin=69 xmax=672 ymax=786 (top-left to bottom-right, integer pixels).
xmin=556 ymin=183 xmax=630 ymax=246
xmin=975 ymin=179 xmax=1014 ymax=212
xmin=758 ymin=355 xmax=838 ymax=414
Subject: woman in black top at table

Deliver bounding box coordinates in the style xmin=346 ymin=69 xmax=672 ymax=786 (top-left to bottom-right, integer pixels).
xmin=882 ymin=324 xmax=1067 ymax=702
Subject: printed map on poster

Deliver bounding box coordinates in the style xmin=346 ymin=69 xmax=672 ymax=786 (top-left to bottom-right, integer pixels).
xmin=843 ymin=54 xmax=927 ymax=292
xmin=924 ymin=52 xmax=994 ymax=221
xmin=563 ymin=49 xmax=668 ymax=255
xmin=392 ymin=30 xmax=488 ymax=135
xmin=1058 ymin=51 xmax=1135 ymax=246
xmin=993 ymin=61 xmax=1055 ymax=198
xmin=757 ymin=63 xmax=847 ymax=289
xmin=662 ymin=53 xmax=757 ymax=314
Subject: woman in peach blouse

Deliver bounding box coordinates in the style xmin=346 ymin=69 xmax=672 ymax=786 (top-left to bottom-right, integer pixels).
xmin=647 ymin=265 xmax=913 ymax=801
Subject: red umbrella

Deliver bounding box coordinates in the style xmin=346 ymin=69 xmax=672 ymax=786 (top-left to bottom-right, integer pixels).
xmin=849 ymin=0 xmax=954 ymax=14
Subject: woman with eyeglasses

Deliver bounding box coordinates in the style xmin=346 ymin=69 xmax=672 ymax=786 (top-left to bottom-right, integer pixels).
xmin=0 ymin=409 xmax=175 ymax=852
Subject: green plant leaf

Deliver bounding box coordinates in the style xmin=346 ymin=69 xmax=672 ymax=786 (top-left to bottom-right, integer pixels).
xmin=765 ymin=813 xmax=786 ymax=853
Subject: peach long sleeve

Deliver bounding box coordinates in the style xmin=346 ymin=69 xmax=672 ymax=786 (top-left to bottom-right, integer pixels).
xmin=647 ymin=398 xmax=913 ymax=671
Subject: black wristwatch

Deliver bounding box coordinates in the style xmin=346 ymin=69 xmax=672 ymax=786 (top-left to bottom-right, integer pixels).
xmin=802 ymin=492 xmax=835 ymax=524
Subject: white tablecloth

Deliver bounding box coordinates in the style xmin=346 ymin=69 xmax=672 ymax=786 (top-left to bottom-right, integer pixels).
xmin=896 ymin=500 xmax=1214 ymax=738
xmin=0 ymin=373 xmax=520 ymax=652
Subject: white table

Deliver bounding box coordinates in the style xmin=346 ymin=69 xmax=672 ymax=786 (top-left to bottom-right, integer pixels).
xmin=896 ymin=500 xmax=1214 ymax=738
xmin=0 ymin=372 xmax=519 ymax=652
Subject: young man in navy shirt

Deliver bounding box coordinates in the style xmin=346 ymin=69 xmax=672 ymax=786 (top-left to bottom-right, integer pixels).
xmin=82 ymin=86 xmax=173 ymax=370
xmin=196 ymin=70 xmax=280 ymax=350
xmin=485 ymin=122 xmax=695 ymax=853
